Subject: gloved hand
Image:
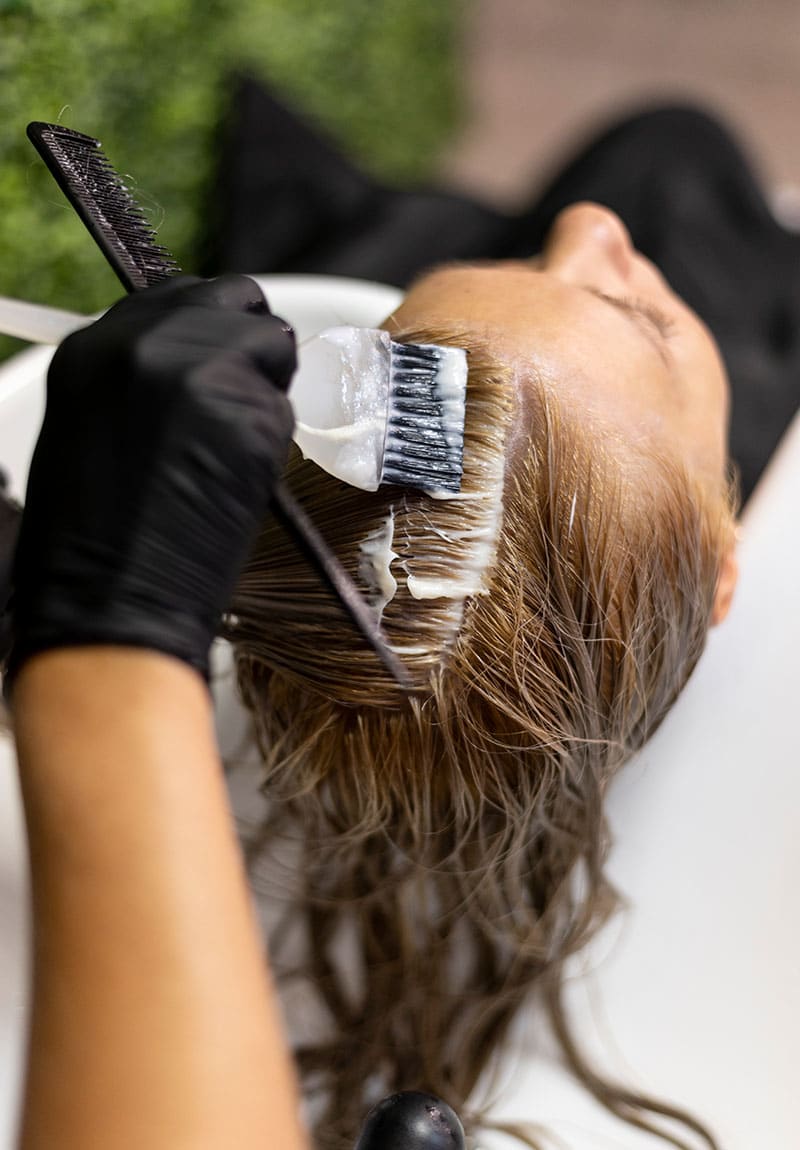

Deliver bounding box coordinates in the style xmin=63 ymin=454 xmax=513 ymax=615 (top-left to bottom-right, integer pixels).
xmin=6 ymin=274 xmax=296 ymax=689
xmin=0 ymin=471 xmax=23 ymax=663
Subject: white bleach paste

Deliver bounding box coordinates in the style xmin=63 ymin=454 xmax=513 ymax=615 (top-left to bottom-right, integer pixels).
xmin=358 ymin=510 xmax=398 ymax=619
xmin=402 ymin=488 xmax=506 ymax=604
xmin=357 ymin=501 xmax=504 ymax=612
xmin=387 ymin=644 xmax=432 ymax=657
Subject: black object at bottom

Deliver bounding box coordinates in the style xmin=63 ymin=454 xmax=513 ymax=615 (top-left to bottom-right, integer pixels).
xmin=354 ymin=1092 xmax=466 ymax=1150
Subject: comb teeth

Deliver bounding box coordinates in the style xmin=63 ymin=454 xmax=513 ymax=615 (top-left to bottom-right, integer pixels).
xmin=27 ymin=122 xmax=181 ymax=292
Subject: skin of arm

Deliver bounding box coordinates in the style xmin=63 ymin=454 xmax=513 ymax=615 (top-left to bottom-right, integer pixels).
xmin=12 ymin=645 xmax=309 ymax=1150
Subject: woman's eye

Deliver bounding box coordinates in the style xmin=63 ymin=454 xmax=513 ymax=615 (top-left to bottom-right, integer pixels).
xmin=627 ymin=299 xmax=678 ymax=340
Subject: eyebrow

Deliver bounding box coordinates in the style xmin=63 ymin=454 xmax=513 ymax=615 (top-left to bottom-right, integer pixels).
xmin=582 ymin=286 xmax=673 ymax=365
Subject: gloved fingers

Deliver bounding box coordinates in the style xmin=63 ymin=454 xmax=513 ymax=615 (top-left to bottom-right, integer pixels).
xmin=123 ymin=274 xmax=205 ymax=301
xmin=236 ymin=313 xmax=297 ymax=392
xmin=114 ymin=273 xmax=274 ymax=315
xmin=49 ymin=276 xmax=206 ymax=368
xmin=191 ymin=356 xmax=295 ymax=492
xmin=134 ymin=305 xmax=298 ymax=393
xmin=175 ymin=273 xmax=273 ymax=317
xmin=75 ymin=274 xmax=278 ymax=335
xmin=176 ymin=276 xmax=298 ymax=390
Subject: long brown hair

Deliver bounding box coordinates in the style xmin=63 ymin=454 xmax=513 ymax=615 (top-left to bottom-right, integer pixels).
xmin=228 ymin=327 xmax=737 ymax=1149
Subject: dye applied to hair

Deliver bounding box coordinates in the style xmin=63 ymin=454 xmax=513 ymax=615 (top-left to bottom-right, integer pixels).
xmin=357 ymin=488 xmax=505 ymax=624
xmin=403 ymin=513 xmax=505 ymax=602
xmin=358 ymin=511 xmax=399 ymax=620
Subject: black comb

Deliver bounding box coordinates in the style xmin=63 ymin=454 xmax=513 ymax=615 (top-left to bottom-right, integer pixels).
xmin=26 ymin=120 xmax=410 ymax=690
xmin=27 ymin=123 xmax=181 ymax=292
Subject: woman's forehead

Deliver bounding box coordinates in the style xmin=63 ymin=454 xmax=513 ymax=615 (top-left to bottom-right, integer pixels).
xmin=392 ymin=260 xmax=730 ymax=486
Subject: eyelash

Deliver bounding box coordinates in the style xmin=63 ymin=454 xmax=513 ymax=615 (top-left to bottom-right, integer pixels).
xmin=623 ymin=297 xmax=678 ymax=339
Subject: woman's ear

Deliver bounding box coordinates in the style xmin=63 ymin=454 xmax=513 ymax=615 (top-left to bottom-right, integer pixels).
xmin=711 ymin=543 xmax=739 ymax=625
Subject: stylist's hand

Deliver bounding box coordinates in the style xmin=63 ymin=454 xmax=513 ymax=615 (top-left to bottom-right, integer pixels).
xmin=8 ymin=274 xmax=296 ymax=685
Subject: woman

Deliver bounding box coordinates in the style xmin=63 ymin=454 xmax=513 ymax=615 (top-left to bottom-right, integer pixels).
xmin=228 ymin=202 xmax=739 ymax=1149
xmin=6 ymin=201 xmax=738 ymax=1150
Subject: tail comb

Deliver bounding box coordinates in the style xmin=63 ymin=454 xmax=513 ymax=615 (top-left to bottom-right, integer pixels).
xmin=27 ymin=122 xmax=181 ymax=292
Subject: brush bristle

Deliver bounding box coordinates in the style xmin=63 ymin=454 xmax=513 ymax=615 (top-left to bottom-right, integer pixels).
xmin=380 ymin=341 xmax=467 ymax=494
xmin=27 ymin=122 xmax=181 ymax=292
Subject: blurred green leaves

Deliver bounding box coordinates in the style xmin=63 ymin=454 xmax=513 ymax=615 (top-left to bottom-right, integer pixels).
xmin=0 ymin=0 xmax=464 ymax=359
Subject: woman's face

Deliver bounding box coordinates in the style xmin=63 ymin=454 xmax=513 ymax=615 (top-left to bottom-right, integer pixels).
xmin=386 ymin=202 xmax=730 ymax=487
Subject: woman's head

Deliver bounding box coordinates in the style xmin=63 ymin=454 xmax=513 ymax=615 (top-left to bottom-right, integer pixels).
xmin=229 ymin=203 xmax=737 ymax=1150
xmin=387 ymin=202 xmax=738 ymax=620
xmin=393 ymin=202 xmax=730 ymax=476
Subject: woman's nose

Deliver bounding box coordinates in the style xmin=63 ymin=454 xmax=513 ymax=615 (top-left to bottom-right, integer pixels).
xmin=541 ymin=202 xmax=635 ymax=282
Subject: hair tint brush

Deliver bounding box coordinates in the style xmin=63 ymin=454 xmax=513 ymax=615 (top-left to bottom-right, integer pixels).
xmin=25 ymin=120 xmax=414 ymax=688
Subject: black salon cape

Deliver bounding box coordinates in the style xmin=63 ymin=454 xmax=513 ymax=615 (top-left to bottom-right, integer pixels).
xmin=203 ymin=77 xmax=800 ymax=503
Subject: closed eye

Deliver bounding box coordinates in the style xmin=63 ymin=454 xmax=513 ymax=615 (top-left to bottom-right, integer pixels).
xmin=619 ymin=297 xmax=678 ymax=340
xmin=584 ymin=287 xmax=678 ymax=361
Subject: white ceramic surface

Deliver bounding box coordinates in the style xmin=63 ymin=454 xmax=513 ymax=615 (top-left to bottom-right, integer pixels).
xmin=0 ymin=275 xmax=796 ymax=1149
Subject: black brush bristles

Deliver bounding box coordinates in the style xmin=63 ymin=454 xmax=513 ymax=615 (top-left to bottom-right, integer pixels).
xmin=381 ymin=341 xmax=466 ymax=494
xmin=27 ymin=122 xmax=181 ymax=292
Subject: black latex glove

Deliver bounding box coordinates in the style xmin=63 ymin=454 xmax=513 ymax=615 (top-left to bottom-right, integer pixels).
xmin=6 ymin=274 xmax=296 ymax=689
xmin=0 ymin=470 xmax=23 ymax=663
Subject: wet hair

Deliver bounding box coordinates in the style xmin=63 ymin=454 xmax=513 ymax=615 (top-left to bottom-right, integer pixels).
xmin=227 ymin=326 xmax=738 ymax=1150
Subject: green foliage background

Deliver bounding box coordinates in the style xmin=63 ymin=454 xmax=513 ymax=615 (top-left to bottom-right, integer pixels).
xmin=0 ymin=0 xmax=465 ymax=360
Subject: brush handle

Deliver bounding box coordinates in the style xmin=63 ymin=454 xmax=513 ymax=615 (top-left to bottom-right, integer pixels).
xmin=0 ymin=296 xmax=92 ymax=344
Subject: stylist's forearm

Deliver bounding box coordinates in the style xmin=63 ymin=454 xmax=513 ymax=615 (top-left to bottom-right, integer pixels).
xmin=13 ymin=648 xmax=308 ymax=1150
